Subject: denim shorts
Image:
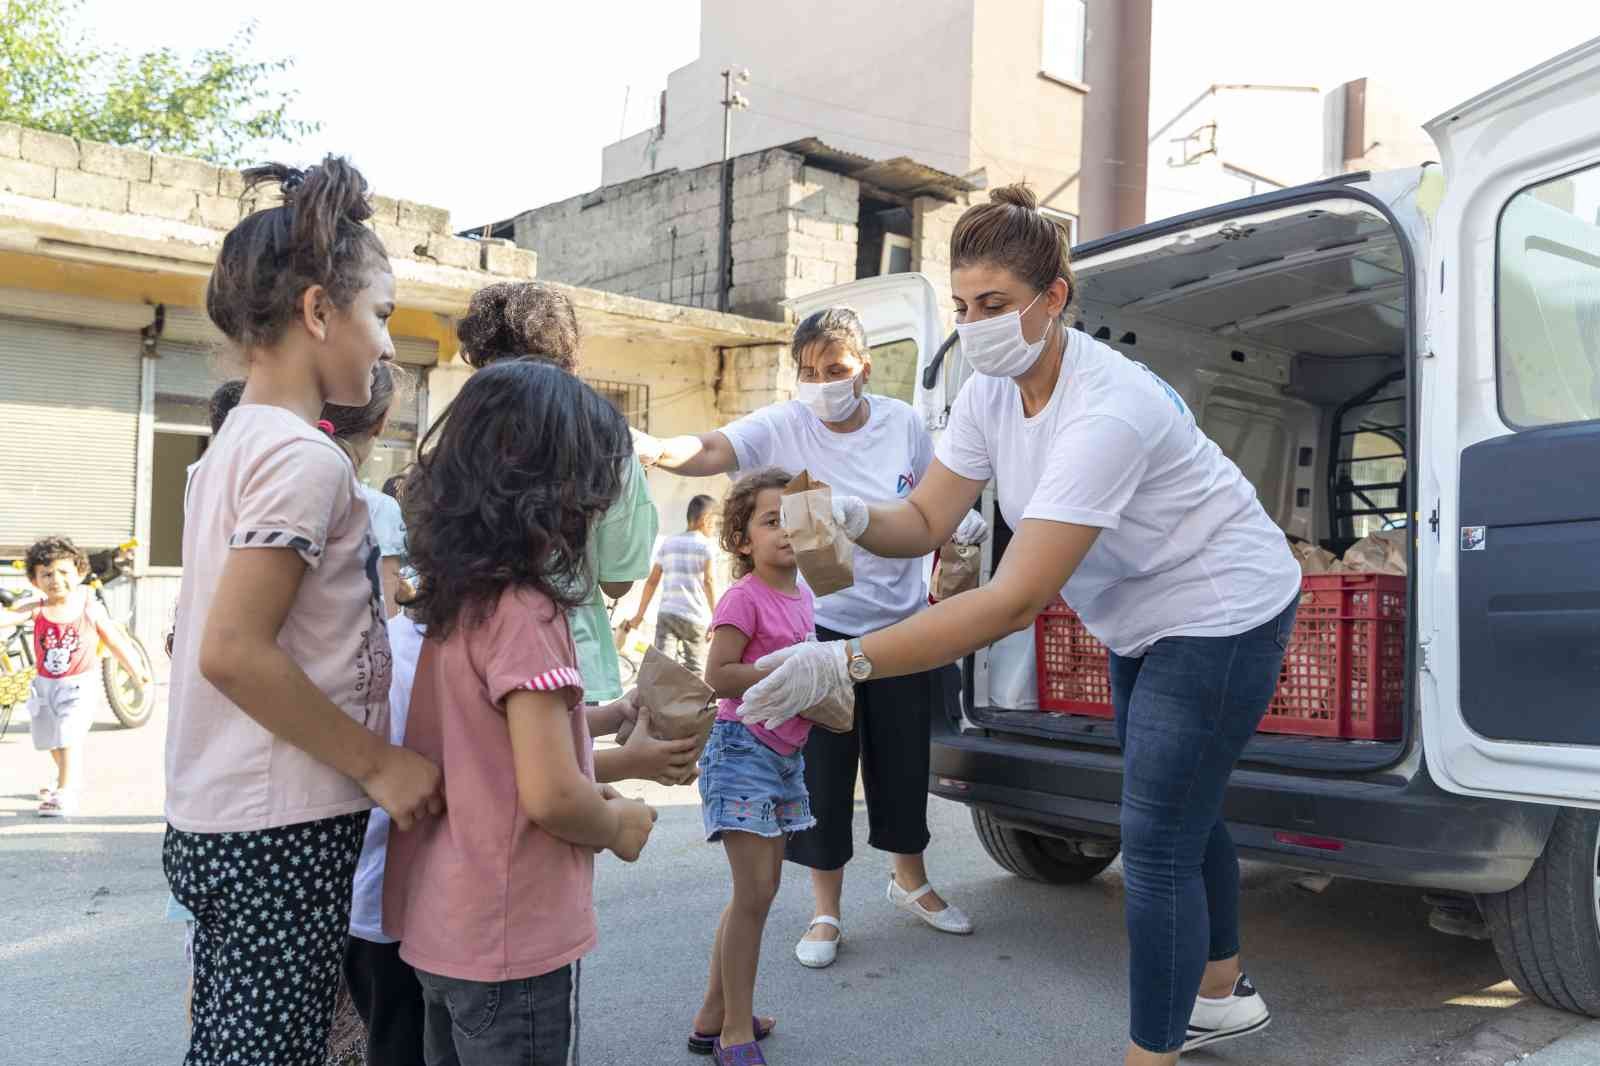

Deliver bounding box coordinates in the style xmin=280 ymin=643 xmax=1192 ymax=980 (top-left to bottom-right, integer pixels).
xmin=698 ymin=720 xmax=816 ymax=842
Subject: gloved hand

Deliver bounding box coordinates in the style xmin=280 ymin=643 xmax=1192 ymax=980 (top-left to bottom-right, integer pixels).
xmin=738 ymin=640 xmax=853 ymax=731
xmin=629 ymin=427 xmax=664 ymax=468
xmin=953 ymin=509 xmax=989 ymax=545
xmin=830 ymin=495 xmax=870 ymax=541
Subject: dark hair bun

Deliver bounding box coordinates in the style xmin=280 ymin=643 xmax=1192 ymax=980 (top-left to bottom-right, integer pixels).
xmin=989 ymin=183 xmax=1039 ymax=211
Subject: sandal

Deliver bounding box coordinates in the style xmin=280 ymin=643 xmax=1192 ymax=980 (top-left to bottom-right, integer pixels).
xmin=712 ymin=1038 xmax=769 ymax=1066
xmin=689 ymin=1017 xmax=774 ymax=1056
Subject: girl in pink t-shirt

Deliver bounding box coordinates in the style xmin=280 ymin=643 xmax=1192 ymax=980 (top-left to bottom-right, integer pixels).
xmin=693 ymin=468 xmax=819 ymax=1065
xmin=163 ymin=158 xmax=444 ymax=1066
xmin=382 ymin=358 xmax=658 ymax=1066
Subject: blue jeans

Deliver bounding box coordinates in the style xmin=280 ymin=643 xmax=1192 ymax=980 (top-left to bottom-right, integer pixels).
xmin=1110 ymin=601 xmax=1296 ymax=1054
xmin=414 ymin=962 xmax=579 ymax=1066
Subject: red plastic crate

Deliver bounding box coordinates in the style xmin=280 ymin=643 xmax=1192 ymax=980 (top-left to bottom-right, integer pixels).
xmin=1034 ymin=599 xmax=1113 ymax=718
xmin=1260 ymin=573 xmax=1407 ymax=740
xmin=1033 ymin=574 xmax=1408 ymax=740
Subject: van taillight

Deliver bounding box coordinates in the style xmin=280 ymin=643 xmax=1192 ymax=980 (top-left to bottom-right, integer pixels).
xmin=1274 ymin=832 xmax=1344 ymax=851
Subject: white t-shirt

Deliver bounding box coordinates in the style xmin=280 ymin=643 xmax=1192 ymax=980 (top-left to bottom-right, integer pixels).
xmin=720 ymin=397 xmax=935 ymax=635
xmin=349 ymin=613 xmax=423 ymax=943
xmin=360 ymin=486 xmax=407 ymax=559
xmin=935 ymin=329 xmax=1300 ymax=657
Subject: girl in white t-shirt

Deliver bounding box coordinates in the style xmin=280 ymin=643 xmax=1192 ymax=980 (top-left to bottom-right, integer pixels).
xmin=735 ymin=186 xmax=1300 ymax=1066
xmin=163 ymin=157 xmax=443 ymax=1066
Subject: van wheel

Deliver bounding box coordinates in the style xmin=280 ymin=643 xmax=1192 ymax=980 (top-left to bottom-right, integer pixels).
xmin=1478 ymin=807 xmax=1600 ymax=1017
xmin=970 ymin=807 xmax=1118 ymax=884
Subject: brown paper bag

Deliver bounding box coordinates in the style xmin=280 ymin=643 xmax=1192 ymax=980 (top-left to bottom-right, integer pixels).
xmin=779 ymin=470 xmax=854 ymax=597
xmin=1288 ymin=538 xmax=1339 ymax=575
xmin=621 ymin=645 xmax=716 ymax=784
xmin=800 ymin=684 xmax=854 ymax=734
xmin=1341 ymin=530 xmax=1407 ymax=575
xmin=931 ymin=542 xmax=981 ymax=600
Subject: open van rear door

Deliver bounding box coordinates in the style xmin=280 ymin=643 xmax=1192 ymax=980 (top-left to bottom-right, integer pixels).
xmin=1423 ymin=38 xmax=1600 ymax=807
xmin=786 ymin=273 xmax=955 ymax=432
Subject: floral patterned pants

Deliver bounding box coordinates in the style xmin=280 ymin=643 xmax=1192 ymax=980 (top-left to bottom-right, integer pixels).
xmin=164 ymin=812 xmax=369 ymax=1066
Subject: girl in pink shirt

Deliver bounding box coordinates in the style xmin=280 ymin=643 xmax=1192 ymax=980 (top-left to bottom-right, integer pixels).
xmin=383 ymin=358 xmax=658 ymax=1066
xmin=692 ymin=468 xmax=819 ymax=1065
xmin=163 ymin=158 xmax=443 ymax=1066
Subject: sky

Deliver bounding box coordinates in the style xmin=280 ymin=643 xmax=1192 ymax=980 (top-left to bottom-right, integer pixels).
xmin=71 ymin=0 xmax=1600 ymax=230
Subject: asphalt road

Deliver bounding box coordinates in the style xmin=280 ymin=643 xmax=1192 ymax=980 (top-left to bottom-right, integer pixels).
xmin=1 ymin=691 xmax=1586 ymax=1066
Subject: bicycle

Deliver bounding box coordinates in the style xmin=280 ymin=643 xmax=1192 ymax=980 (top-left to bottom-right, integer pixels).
xmin=610 ymin=598 xmax=651 ymax=688
xmin=0 ymin=540 xmax=156 ymax=736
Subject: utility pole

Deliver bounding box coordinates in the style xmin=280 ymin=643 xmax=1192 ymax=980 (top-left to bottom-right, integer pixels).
xmin=717 ymin=66 xmax=750 ymax=313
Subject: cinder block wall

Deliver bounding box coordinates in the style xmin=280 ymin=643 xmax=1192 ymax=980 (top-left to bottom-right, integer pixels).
xmin=510 ymin=148 xmax=862 ymax=322
xmin=0 ymin=122 xmax=537 ymax=278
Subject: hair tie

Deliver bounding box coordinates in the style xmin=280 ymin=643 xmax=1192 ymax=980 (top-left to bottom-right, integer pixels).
xmin=281 ymin=172 xmax=305 ymax=194
xmin=316 ymin=419 xmax=335 ymax=435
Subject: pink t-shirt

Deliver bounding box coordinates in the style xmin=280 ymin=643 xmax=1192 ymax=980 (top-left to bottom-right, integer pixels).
xmin=165 ymin=405 xmax=390 ymax=834
xmin=713 ymin=573 xmax=815 ymax=755
xmin=383 ymin=586 xmax=597 ymax=982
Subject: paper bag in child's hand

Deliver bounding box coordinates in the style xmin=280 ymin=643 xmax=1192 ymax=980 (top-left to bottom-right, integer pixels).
xmin=632 ymin=646 xmax=716 ymax=784
xmin=931 ymin=541 xmax=981 ymax=600
xmin=779 ymin=470 xmax=855 ymax=597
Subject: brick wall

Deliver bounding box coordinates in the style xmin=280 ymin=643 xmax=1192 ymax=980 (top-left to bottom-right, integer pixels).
xmin=509 ymin=148 xmax=862 ymax=322
xmin=0 ymin=122 xmax=537 ymax=278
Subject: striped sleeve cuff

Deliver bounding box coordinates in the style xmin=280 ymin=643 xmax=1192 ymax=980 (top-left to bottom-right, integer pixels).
xmin=517 ymin=667 xmax=584 ymax=693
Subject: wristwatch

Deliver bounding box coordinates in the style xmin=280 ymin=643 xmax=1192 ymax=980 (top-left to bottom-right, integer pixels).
xmin=845 ymin=638 xmax=874 ymax=682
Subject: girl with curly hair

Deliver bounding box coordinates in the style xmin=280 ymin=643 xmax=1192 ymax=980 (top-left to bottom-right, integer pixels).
xmin=384 ymin=358 xmax=659 ymax=1065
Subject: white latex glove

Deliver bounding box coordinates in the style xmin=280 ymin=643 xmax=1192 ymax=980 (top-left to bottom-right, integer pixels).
xmin=629 ymin=427 xmax=664 ymax=468
xmin=953 ymin=509 xmax=990 ymax=546
xmin=738 ymin=640 xmax=852 ymax=731
xmin=830 ymin=495 xmax=870 ymax=541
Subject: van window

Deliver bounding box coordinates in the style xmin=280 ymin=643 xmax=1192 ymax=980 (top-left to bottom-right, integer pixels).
xmin=868 ymin=338 xmax=919 ymax=405
xmin=1497 ymin=162 xmax=1600 ymax=428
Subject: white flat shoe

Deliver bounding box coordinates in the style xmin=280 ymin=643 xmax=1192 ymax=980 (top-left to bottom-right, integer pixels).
xmin=795 ymin=916 xmax=841 ymax=968
xmin=887 ymin=877 xmax=973 ymax=935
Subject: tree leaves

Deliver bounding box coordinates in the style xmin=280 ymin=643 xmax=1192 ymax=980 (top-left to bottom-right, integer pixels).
xmin=0 ymin=1 xmax=318 ymax=164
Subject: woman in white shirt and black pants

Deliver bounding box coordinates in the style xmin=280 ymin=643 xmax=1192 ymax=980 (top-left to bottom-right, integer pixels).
xmin=633 ymin=308 xmax=990 ymax=970
xmin=735 ymin=186 xmax=1301 ymax=1066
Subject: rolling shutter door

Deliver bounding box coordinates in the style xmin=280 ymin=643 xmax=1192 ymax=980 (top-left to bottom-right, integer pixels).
xmin=0 ymin=318 xmax=141 ymax=552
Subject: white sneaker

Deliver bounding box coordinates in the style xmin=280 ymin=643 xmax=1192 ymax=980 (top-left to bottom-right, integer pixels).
xmin=887 ymin=877 xmax=973 ymax=935
xmin=795 ymin=916 xmax=841 ymax=968
xmin=1184 ymin=973 xmax=1271 ymax=1052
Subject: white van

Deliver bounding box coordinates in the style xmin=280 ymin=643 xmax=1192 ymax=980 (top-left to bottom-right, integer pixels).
xmin=790 ymin=40 xmax=1600 ymax=1015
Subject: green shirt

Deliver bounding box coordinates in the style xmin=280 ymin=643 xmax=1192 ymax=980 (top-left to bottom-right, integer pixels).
xmin=570 ymin=456 xmax=658 ymax=703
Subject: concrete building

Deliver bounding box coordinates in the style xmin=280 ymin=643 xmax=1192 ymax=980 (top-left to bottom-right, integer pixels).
xmin=601 ymin=0 xmax=1098 ymax=228
xmin=0 ymin=122 xmax=790 ymax=663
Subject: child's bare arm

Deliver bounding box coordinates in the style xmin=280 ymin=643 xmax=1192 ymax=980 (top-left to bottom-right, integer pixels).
xmin=508 ymin=688 xmax=656 ymax=856
xmin=199 ymin=548 xmax=442 ymax=829
xmin=704 ymin=624 xmax=769 ymax=700
xmin=93 ymin=609 xmax=150 ymax=682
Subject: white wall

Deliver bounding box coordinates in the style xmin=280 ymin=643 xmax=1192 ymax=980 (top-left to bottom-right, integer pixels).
xmin=602 ymin=0 xmax=978 ymax=185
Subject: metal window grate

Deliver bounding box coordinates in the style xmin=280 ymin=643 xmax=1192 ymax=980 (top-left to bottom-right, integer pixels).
xmin=582 ymin=377 xmax=650 ymax=433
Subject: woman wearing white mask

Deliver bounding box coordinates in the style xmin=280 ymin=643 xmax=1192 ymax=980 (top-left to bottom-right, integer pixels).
xmin=732 ymin=186 xmax=1300 ymax=1066
xmin=631 ymin=307 xmax=989 ymax=971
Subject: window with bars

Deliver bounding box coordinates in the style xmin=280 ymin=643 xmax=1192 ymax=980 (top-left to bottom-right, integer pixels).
xmin=582 ymin=377 xmax=650 ymax=432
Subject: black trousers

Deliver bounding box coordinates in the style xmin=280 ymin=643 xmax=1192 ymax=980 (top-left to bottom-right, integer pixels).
xmin=343 ymin=936 xmax=427 ymax=1066
xmin=784 ymin=623 xmax=947 ymax=871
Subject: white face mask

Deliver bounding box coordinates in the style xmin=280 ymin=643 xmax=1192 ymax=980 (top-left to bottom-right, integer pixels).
xmin=796 ymin=374 xmax=863 ymax=423
xmin=956 ymin=290 xmax=1054 ymax=378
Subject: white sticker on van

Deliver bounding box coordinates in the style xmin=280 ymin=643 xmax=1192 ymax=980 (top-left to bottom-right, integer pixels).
xmin=1461 ymin=526 xmax=1487 ymax=552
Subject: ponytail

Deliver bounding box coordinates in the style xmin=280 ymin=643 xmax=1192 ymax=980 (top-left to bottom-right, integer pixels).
xmin=206 ymin=155 xmax=389 ymax=348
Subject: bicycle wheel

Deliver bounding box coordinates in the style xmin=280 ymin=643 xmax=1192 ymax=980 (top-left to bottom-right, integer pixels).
xmin=104 ymin=630 xmax=156 ymax=728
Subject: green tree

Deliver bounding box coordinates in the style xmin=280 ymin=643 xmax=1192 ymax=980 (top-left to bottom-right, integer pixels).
xmin=0 ymin=0 xmax=318 ymax=164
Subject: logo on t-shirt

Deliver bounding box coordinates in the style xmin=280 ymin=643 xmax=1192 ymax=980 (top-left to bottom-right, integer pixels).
xmin=896 ymin=472 xmax=916 ymax=497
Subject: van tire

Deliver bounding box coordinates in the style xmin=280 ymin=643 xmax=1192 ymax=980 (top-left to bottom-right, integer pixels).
xmin=970 ymin=807 xmax=1117 ymax=884
xmin=1478 ymin=807 xmax=1600 ymax=1017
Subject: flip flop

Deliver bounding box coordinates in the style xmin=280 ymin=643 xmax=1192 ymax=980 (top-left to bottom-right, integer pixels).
xmin=712 ymin=1039 xmax=768 ymax=1066
xmin=689 ymin=1017 xmax=775 ymax=1056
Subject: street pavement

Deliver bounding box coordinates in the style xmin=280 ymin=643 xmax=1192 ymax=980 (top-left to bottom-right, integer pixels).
xmin=4 ymin=690 xmax=1598 ymax=1066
